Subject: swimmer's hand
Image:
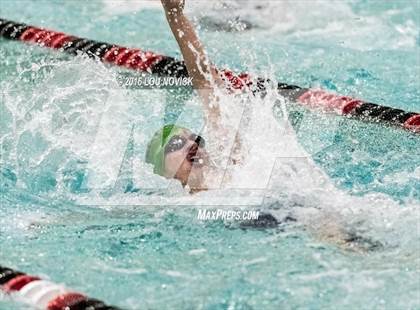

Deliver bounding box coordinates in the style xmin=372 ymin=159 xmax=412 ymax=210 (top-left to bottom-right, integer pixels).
xmin=161 ymin=0 xmax=185 ymax=14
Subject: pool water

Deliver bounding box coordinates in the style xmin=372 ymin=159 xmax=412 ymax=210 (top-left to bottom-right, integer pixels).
xmin=1 ymin=1 xmax=419 ymax=309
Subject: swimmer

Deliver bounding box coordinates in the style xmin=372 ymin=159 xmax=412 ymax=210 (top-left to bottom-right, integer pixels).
xmin=146 ymin=0 xmax=244 ymax=193
xmin=146 ymin=1 xmax=384 ymax=253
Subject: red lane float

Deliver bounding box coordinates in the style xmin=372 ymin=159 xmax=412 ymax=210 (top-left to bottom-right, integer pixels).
xmin=297 ymin=89 xmax=363 ymax=115
xmin=0 ymin=265 xmax=120 ymax=310
xmin=0 ymin=18 xmax=419 ymax=133
xmin=47 ymin=292 xmax=87 ymax=310
xmin=404 ymin=115 xmax=420 ymax=132
xmin=20 ymin=27 xmax=74 ymax=49
xmin=3 ymin=275 xmax=40 ymax=292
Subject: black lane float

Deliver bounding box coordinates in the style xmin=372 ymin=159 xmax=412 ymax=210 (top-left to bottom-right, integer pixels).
xmin=0 ymin=265 xmax=120 ymax=309
xmin=0 ymin=18 xmax=419 ymax=133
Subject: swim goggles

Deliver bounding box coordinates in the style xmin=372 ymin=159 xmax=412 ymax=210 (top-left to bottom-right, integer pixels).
xmin=164 ymin=134 xmax=206 ymax=155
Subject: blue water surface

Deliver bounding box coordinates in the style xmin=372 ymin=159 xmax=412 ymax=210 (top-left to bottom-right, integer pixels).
xmin=0 ymin=1 xmax=419 ymax=309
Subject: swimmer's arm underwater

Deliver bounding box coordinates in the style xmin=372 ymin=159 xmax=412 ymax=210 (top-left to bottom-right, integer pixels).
xmin=161 ymin=0 xmax=223 ymax=121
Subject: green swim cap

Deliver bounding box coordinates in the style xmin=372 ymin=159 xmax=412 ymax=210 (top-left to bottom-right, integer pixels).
xmin=145 ymin=124 xmax=187 ymax=176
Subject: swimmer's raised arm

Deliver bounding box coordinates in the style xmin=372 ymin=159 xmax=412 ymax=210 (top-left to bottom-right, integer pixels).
xmin=161 ymin=0 xmax=223 ymax=121
xmin=161 ymin=0 xmax=244 ymax=166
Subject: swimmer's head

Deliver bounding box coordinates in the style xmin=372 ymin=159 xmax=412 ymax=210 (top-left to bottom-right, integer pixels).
xmin=145 ymin=124 xmax=208 ymax=189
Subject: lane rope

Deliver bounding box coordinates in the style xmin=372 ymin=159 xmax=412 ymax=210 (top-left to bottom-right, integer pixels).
xmin=0 ymin=18 xmax=419 ymax=133
xmin=0 ymin=265 xmax=120 ymax=310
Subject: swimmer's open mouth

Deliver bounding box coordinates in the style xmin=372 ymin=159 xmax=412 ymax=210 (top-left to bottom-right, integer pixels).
xmin=187 ymin=146 xmax=205 ymax=167
xmin=187 ymin=154 xmax=205 ymax=167
xmin=192 ymin=154 xmax=205 ymax=162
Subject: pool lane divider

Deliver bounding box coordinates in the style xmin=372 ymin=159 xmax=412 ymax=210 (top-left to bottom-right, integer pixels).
xmin=0 ymin=265 xmax=120 ymax=310
xmin=1 ymin=18 xmax=419 ymax=133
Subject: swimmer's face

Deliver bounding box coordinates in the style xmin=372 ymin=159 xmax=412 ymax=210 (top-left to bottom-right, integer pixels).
xmin=163 ymin=130 xmax=209 ymax=189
